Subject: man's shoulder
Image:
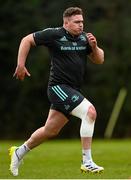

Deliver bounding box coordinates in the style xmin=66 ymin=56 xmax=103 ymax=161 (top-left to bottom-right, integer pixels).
xmin=41 ymin=27 xmax=64 ymax=39
xmin=42 ymin=27 xmax=64 ymax=34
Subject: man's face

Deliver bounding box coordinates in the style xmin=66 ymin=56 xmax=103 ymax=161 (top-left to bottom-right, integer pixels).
xmin=64 ymin=15 xmax=84 ymax=36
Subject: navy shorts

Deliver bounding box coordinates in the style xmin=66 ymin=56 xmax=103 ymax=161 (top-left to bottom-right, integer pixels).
xmin=47 ymin=84 xmax=84 ymax=116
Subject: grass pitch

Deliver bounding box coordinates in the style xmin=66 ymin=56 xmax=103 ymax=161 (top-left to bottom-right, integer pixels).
xmin=0 ymin=139 xmax=131 ymax=179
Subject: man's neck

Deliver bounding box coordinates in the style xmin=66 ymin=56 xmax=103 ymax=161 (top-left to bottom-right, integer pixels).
xmin=63 ymin=26 xmax=77 ymax=37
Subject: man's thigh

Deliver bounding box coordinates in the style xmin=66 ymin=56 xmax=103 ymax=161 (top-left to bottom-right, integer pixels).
xmin=44 ymin=109 xmax=69 ymax=133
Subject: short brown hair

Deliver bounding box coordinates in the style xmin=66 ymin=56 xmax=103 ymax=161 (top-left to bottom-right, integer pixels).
xmin=63 ymin=7 xmax=83 ymax=18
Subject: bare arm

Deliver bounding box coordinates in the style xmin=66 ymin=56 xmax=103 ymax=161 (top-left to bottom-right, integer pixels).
xmin=87 ymin=33 xmax=104 ymax=64
xmin=14 ymin=34 xmax=35 ymax=80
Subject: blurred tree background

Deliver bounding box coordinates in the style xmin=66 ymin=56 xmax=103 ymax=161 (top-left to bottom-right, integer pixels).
xmin=0 ymin=0 xmax=131 ymax=139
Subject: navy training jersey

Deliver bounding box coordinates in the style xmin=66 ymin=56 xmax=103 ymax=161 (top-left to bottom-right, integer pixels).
xmin=33 ymin=27 xmax=92 ymax=90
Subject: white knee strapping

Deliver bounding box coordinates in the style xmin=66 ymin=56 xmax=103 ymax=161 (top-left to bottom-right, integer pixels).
xmin=71 ymin=98 xmax=95 ymax=137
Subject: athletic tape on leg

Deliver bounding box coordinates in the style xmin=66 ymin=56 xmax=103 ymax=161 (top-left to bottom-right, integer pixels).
xmin=71 ymin=98 xmax=95 ymax=137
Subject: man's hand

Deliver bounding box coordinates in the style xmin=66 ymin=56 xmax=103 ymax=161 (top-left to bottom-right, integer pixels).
xmin=87 ymin=33 xmax=97 ymax=49
xmin=13 ymin=65 xmax=31 ymax=81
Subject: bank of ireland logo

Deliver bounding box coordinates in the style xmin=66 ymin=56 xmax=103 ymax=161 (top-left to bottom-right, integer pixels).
xmin=71 ymin=95 xmax=79 ymax=102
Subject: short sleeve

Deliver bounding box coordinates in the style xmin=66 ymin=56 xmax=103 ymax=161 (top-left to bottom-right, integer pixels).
xmin=33 ymin=28 xmax=56 ymax=46
xmin=86 ymin=42 xmax=92 ymax=55
xmin=81 ymin=32 xmax=92 ymax=55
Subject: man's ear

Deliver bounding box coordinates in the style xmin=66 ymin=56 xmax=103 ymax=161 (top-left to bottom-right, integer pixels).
xmin=63 ymin=17 xmax=69 ymax=26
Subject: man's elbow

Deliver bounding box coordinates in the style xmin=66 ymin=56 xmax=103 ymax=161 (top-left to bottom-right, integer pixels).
xmin=98 ymin=50 xmax=104 ymax=64
xmin=94 ymin=55 xmax=104 ymax=64
xmin=99 ymin=57 xmax=104 ymax=64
